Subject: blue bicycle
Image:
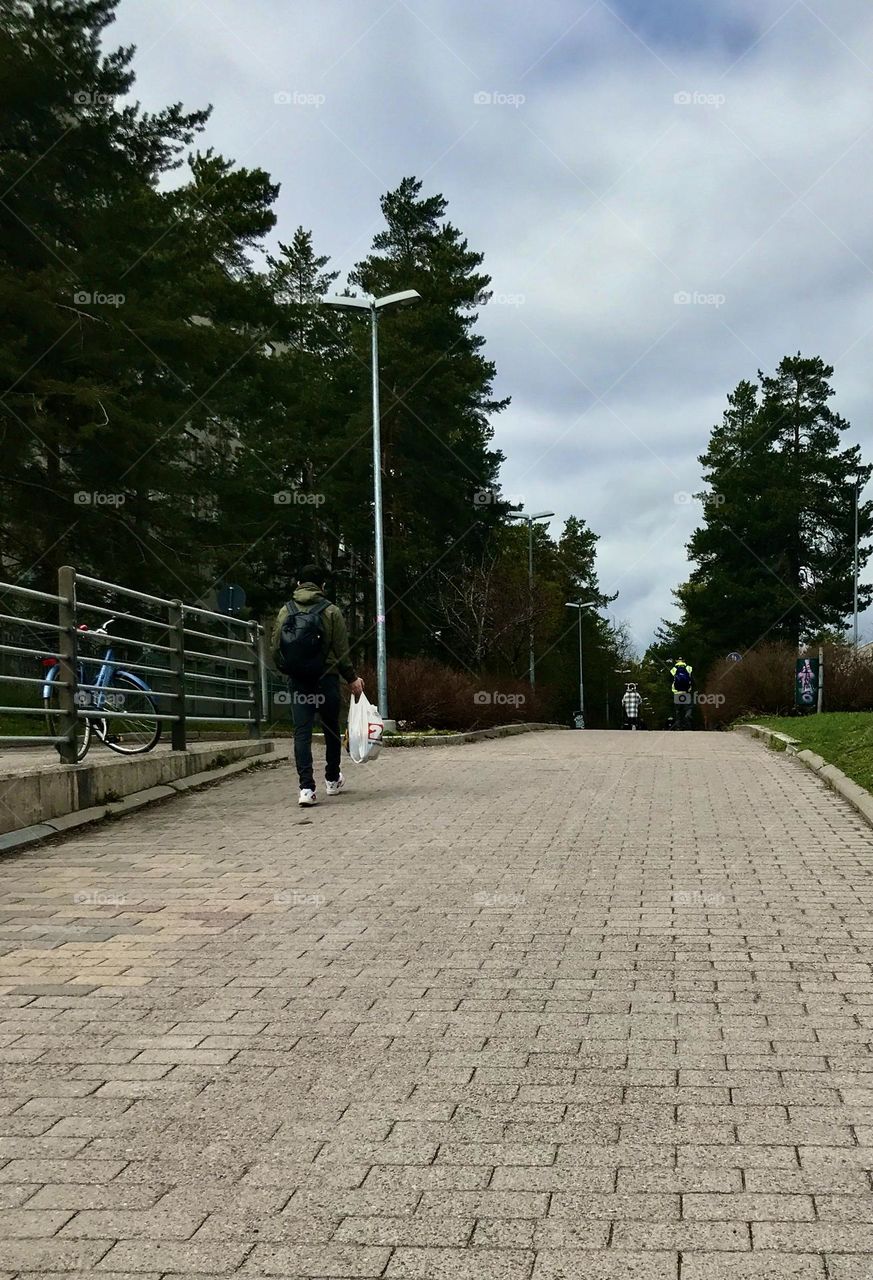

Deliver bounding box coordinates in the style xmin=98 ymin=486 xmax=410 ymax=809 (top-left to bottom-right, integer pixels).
xmin=42 ymin=618 xmax=161 ymax=761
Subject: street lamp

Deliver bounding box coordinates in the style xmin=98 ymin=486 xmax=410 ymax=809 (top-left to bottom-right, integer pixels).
xmin=509 ymin=509 xmax=554 ymax=686
xmin=325 ymin=289 xmax=421 ymax=723
xmin=564 ymin=601 xmax=597 ymax=728
xmin=853 ymin=476 xmax=861 ymax=648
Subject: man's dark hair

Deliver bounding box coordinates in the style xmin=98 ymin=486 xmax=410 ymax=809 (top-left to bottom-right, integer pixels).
xmin=297 ymin=564 xmax=325 ymax=585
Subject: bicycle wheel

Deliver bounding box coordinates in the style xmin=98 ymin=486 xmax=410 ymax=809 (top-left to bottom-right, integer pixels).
xmin=44 ymin=677 xmax=91 ymax=762
xmin=100 ymin=672 xmax=162 ymax=755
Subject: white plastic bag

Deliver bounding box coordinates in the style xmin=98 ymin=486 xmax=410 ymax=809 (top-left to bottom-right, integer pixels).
xmin=346 ymin=692 xmax=383 ymax=764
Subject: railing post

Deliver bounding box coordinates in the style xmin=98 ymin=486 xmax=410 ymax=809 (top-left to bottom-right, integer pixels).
xmin=259 ymin=626 xmax=269 ymax=731
xmin=248 ymin=623 xmax=262 ymax=740
xmin=168 ymin=600 xmax=186 ymax=751
xmin=56 ymin=566 xmax=79 ymax=763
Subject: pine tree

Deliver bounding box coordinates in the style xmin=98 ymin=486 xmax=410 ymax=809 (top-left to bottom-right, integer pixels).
xmin=677 ymin=357 xmax=872 ymax=667
xmin=0 ymin=0 xmax=285 ymax=600
xmin=346 ymin=177 xmax=508 ymax=653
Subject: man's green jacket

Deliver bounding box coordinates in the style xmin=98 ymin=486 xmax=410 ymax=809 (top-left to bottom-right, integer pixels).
xmin=271 ymin=583 xmax=357 ymax=682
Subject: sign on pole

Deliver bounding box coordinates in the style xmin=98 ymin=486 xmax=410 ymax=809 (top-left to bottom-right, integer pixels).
xmin=795 ymin=656 xmax=820 ymax=711
xmin=217 ymin=584 xmax=246 ymax=616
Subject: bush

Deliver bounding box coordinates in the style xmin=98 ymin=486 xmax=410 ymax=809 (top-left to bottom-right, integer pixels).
xmin=359 ymin=657 xmax=552 ymax=730
xmin=703 ymin=640 xmax=873 ymax=727
xmin=818 ymin=643 xmax=873 ymax=710
xmin=703 ymin=644 xmax=796 ymax=727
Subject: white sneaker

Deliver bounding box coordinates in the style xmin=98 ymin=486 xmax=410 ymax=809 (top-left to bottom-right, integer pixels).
xmin=298 ymin=788 xmax=317 ymax=807
xmin=325 ymin=774 xmax=345 ymax=796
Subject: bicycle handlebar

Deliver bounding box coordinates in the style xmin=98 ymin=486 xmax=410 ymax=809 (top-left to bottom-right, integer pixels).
xmin=77 ymin=618 xmax=116 ymax=642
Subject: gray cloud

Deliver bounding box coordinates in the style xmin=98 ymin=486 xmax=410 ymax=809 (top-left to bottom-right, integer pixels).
xmin=114 ymin=0 xmax=873 ymax=648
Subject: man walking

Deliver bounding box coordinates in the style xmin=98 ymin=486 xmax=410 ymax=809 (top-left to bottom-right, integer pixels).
xmin=670 ymin=658 xmax=694 ymax=730
xmin=621 ymin=682 xmax=642 ymax=729
xmin=271 ymin=565 xmax=364 ymax=806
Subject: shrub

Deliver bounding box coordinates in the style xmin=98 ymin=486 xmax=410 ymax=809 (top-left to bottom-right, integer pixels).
xmin=703 ymin=644 xmax=796 ymax=727
xmin=818 ymin=643 xmax=873 ymax=710
xmin=359 ymin=657 xmax=551 ymax=730
xmin=703 ymin=640 xmax=873 ymax=727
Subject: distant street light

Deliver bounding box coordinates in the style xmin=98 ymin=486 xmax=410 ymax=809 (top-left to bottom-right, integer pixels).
xmin=324 ymin=289 xmax=421 ymax=723
xmin=565 ymin=601 xmax=597 ymax=728
xmin=509 ymin=510 xmax=554 ymax=686
xmin=853 ymin=476 xmax=861 ymax=648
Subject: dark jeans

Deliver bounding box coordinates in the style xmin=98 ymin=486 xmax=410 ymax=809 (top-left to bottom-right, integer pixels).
xmin=290 ymin=673 xmax=342 ymax=790
xmin=674 ymin=697 xmax=693 ymax=729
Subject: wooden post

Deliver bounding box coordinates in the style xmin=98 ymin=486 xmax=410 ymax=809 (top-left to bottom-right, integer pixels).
xmin=817 ymin=645 xmax=824 ymax=714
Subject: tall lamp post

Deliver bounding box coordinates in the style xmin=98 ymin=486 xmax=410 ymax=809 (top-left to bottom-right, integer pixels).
xmin=325 ymin=289 xmax=421 ymax=723
xmin=564 ymin=601 xmax=597 ymax=727
xmin=853 ymin=476 xmax=861 ymax=648
xmin=509 ymin=509 xmax=554 ymax=686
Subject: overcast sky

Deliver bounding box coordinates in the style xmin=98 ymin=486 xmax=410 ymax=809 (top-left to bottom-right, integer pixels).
xmin=111 ymin=0 xmax=873 ymax=652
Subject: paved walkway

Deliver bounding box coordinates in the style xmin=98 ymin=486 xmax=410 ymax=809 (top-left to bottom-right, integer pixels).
xmin=0 ymin=729 xmax=872 ymax=1279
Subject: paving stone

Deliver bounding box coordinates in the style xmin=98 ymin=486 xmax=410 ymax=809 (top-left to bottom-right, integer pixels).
xmin=385 ymin=1247 xmax=534 ymax=1278
xmin=682 ymin=1191 xmax=815 ymax=1220
xmin=95 ymin=1240 xmax=252 ymax=1272
xmin=0 ymin=1208 xmax=74 ymax=1237
xmin=682 ymin=1254 xmax=826 ymax=1279
xmin=25 ymin=1184 xmax=168 ymax=1211
xmin=241 ymin=1243 xmax=390 ymax=1275
xmin=332 ymin=1215 xmax=474 ymax=1246
xmin=0 ymin=1239 xmax=113 ymax=1271
xmin=57 ymin=1206 xmax=206 ymax=1238
xmin=752 ymin=1221 xmax=873 ymax=1252
xmin=531 ymin=1252 xmax=676 ymax=1279
xmin=0 ymin=1159 xmax=127 ymax=1184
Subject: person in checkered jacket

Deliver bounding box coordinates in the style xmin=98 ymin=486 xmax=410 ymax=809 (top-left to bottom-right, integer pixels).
xmin=621 ymin=683 xmax=642 ymax=729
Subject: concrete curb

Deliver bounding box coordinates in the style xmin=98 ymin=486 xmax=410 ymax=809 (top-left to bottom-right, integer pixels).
xmin=737 ymin=723 xmax=873 ymax=829
xmin=0 ymin=739 xmax=273 ymax=837
xmin=381 ymin=722 xmax=570 ymax=748
xmin=0 ymin=745 xmax=283 ymax=855
xmin=736 ymin=723 xmax=801 ymax=752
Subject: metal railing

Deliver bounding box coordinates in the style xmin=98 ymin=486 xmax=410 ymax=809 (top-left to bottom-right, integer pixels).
xmin=0 ymin=567 xmax=269 ymax=763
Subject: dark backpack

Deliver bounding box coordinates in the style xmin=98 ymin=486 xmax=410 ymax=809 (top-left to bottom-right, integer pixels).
xmin=673 ymin=666 xmax=691 ymax=691
xmin=276 ymin=598 xmax=330 ymax=679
